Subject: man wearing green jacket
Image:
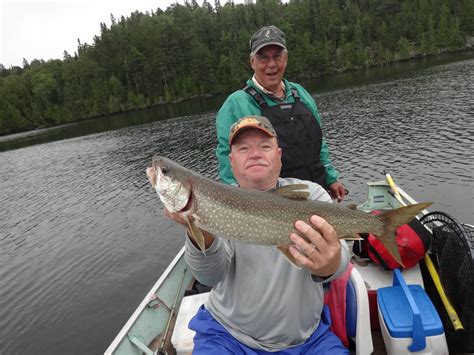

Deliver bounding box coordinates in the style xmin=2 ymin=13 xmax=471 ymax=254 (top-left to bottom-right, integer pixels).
xmin=215 ymin=25 xmax=346 ymax=201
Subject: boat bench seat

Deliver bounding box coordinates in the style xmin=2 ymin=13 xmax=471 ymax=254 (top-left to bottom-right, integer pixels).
xmin=171 ymin=292 xmax=210 ymax=355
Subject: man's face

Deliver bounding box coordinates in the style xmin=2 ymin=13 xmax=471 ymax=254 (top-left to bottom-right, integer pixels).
xmin=229 ymin=129 xmax=282 ymax=191
xmin=250 ymin=45 xmax=288 ymax=92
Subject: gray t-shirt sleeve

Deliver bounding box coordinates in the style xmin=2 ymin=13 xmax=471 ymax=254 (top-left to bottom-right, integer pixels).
xmin=184 ymin=234 xmax=234 ymax=287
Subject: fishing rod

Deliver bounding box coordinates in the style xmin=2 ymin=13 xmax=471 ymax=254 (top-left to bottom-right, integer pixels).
xmin=157 ymin=266 xmax=188 ymax=355
xmin=384 ymin=171 xmax=464 ymax=331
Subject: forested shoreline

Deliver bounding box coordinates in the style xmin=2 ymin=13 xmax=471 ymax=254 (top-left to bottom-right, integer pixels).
xmin=1 ymin=0 xmax=473 ymax=136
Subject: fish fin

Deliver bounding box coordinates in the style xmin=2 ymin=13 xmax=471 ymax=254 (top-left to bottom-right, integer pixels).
xmin=273 ymin=184 xmax=310 ymax=200
xmin=377 ymin=202 xmax=432 ymax=267
xmin=340 ymin=234 xmax=363 ymax=240
xmin=346 ymin=204 xmax=358 ymax=210
xmin=380 ymin=202 xmax=432 ymax=226
xmin=186 ymin=218 xmax=207 ymax=255
xmin=277 ymin=245 xmax=301 ymax=269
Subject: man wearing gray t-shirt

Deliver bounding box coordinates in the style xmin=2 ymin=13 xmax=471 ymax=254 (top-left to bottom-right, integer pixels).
xmin=166 ymin=115 xmax=350 ymax=354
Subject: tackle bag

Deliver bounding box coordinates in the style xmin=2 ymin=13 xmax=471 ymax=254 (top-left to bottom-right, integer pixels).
xmin=353 ymin=211 xmax=431 ymax=270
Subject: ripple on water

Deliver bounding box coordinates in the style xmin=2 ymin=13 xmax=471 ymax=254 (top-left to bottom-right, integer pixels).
xmin=0 ymin=58 xmax=473 ymax=354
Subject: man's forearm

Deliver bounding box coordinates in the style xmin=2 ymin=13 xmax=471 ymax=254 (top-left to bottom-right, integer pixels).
xmin=184 ymin=234 xmax=232 ymax=287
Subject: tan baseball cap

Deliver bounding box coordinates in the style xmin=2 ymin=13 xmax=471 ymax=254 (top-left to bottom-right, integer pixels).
xmin=229 ymin=116 xmax=277 ymax=145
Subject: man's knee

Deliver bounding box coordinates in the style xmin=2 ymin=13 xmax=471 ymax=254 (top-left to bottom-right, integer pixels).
xmin=189 ymin=306 xmax=250 ymax=354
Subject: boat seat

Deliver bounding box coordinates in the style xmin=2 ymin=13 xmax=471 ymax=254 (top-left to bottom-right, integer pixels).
xmin=346 ymin=273 xmax=357 ymax=338
xmin=171 ymin=292 xmax=210 ymax=355
xmin=347 ymin=266 xmax=374 ymax=354
xmin=326 ymin=264 xmax=374 ymax=354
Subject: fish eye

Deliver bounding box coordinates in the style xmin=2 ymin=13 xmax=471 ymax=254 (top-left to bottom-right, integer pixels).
xmin=161 ymin=165 xmax=169 ymax=174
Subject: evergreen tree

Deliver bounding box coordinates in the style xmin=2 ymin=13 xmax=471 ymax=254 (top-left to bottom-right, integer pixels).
xmin=397 ymin=37 xmax=411 ymax=59
xmin=437 ymin=4 xmax=451 ymax=48
xmin=460 ymin=0 xmax=474 ymax=34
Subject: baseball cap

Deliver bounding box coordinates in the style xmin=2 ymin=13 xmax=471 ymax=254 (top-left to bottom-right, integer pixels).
xmin=250 ymin=25 xmax=287 ymax=56
xmin=229 ymin=116 xmax=277 ymax=145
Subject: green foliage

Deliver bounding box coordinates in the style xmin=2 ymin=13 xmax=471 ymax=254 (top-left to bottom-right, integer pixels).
xmin=397 ymin=37 xmax=411 ymax=60
xmin=0 ymin=0 xmax=471 ymax=135
xmin=0 ymin=98 xmax=31 ymax=134
xmin=460 ymin=0 xmax=474 ymax=34
xmin=421 ymin=16 xmax=437 ymax=54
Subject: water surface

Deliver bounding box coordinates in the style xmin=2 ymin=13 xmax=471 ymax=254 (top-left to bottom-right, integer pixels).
xmin=0 ymin=56 xmax=473 ymax=354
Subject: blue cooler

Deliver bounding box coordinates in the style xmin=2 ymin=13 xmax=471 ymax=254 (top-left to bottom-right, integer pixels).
xmin=377 ymin=269 xmax=448 ymax=354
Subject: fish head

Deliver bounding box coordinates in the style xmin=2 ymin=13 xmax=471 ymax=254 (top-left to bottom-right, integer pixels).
xmin=150 ymin=156 xmax=192 ymax=213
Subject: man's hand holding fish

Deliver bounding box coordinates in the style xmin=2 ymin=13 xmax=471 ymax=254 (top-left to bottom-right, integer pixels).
xmin=290 ymin=215 xmax=342 ymax=277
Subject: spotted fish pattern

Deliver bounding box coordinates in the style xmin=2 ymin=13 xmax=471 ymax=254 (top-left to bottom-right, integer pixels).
xmin=148 ymin=156 xmax=432 ymax=266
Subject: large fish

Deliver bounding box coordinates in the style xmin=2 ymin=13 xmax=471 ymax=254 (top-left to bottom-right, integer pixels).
xmin=146 ymin=156 xmax=431 ymax=267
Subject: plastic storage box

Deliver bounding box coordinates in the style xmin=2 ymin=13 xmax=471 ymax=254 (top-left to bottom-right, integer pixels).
xmin=377 ymin=269 xmax=448 ymax=354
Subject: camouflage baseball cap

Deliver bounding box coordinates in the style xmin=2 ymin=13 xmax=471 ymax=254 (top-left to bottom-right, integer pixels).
xmin=250 ymin=25 xmax=286 ymax=55
xmin=229 ymin=116 xmax=277 ymax=145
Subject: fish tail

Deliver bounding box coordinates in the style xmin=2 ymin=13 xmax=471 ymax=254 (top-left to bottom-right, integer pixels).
xmin=378 ymin=202 xmax=432 ymax=267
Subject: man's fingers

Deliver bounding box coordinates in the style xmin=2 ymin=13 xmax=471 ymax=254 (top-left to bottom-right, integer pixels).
xmin=289 ymin=216 xmax=342 ymax=277
xmin=337 ymin=185 xmax=345 ymax=202
xmin=290 ymin=232 xmax=317 ymax=254
xmin=309 ymin=215 xmax=339 ymax=245
xmin=289 ymin=244 xmax=315 ymax=267
xmin=329 ymin=182 xmax=346 ymax=202
xmin=293 ymin=220 xmax=324 ymax=247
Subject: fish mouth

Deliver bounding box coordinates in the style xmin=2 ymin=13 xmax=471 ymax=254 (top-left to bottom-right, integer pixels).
xmin=146 ymin=167 xmax=157 ymax=188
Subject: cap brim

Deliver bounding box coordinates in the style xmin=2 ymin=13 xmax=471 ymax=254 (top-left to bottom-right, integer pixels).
xmin=251 ymin=42 xmax=286 ymax=56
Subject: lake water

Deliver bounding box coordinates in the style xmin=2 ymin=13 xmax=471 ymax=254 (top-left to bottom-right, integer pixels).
xmin=0 ymin=54 xmax=473 ymax=354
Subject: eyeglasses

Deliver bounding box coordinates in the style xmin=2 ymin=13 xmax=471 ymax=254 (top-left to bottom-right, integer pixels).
xmin=255 ymin=51 xmax=285 ymax=64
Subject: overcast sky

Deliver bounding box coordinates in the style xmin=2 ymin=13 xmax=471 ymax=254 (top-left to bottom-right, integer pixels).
xmin=1 ymin=0 xmax=242 ymax=68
